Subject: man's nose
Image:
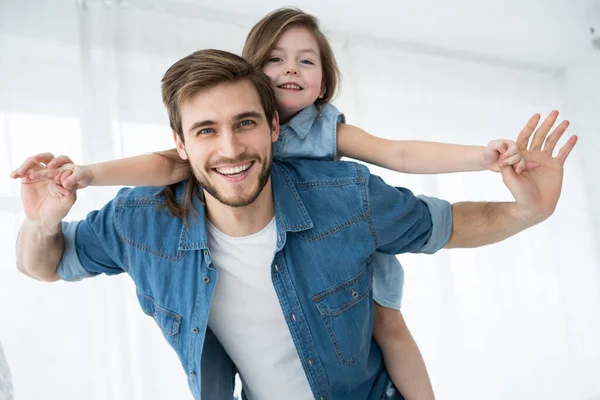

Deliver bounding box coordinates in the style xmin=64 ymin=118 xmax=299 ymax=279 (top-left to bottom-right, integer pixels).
xmin=218 ymin=129 xmax=245 ymax=159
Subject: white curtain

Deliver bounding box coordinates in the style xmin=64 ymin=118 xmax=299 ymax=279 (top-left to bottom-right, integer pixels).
xmin=0 ymin=1 xmax=599 ymax=399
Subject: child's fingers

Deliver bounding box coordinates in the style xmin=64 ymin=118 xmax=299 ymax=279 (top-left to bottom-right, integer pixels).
xmin=59 ymin=170 xmax=75 ymax=189
xmin=499 ymin=153 xmax=522 ymax=168
xmin=488 ymin=139 xmax=509 ymax=154
xmin=512 ymin=159 xmax=526 ymax=174
xmin=46 ymin=155 xmax=74 ymax=169
xmin=49 ymin=181 xmax=71 ymax=197
xmin=499 ymin=143 xmax=519 ymax=160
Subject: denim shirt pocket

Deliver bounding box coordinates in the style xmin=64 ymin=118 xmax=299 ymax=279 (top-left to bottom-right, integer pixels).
xmin=312 ymin=261 xmax=373 ymax=366
xmin=136 ymin=289 xmax=182 ymax=348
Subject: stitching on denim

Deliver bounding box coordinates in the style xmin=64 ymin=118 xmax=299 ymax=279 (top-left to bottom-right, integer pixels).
xmin=115 ymin=206 xmax=186 ymax=261
xmin=312 ymin=262 xmax=373 ymax=317
xmin=187 ymin=262 xmax=205 ymax=383
xmin=356 ymin=163 xmax=381 ymax=249
xmin=277 ymin=167 xmax=313 ymax=231
xmin=320 ymin=309 xmax=369 ymax=366
xmin=312 ymin=259 xmax=372 ymax=303
xmin=298 ymin=213 xmax=366 ymax=243
xmin=295 ymin=178 xmax=359 ymax=189
xmin=136 ymin=289 xmax=182 ymax=337
xmin=273 ymin=254 xmax=330 ymax=398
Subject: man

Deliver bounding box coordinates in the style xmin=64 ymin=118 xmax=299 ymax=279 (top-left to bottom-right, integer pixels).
xmin=15 ymin=49 xmax=576 ymax=400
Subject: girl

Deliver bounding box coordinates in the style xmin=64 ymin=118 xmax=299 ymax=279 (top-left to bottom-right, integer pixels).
xmin=15 ymin=8 xmax=533 ymax=400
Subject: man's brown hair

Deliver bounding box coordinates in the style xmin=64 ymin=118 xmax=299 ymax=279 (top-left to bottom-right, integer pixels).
xmin=159 ymin=49 xmax=277 ymax=223
xmin=242 ymin=7 xmax=341 ymax=107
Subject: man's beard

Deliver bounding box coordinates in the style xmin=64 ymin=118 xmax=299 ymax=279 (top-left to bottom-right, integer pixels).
xmin=191 ymin=150 xmax=272 ymax=208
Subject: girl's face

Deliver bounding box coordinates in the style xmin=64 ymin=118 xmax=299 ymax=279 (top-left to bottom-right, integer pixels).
xmin=262 ymin=26 xmax=323 ymax=123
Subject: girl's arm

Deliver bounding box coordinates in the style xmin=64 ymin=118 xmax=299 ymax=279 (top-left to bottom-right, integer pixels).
xmin=25 ymin=149 xmax=190 ymax=189
xmin=337 ymin=123 xmax=531 ymax=174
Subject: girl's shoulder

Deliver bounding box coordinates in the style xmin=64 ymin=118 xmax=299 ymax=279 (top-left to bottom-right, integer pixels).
xmin=317 ymin=102 xmax=345 ymax=125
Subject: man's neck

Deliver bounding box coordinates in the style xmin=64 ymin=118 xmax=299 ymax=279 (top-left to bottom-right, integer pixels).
xmin=204 ymin=179 xmax=275 ymax=237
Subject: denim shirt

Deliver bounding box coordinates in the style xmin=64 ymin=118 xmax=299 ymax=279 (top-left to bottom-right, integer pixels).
xmin=58 ymin=160 xmax=452 ymax=400
xmin=274 ymin=103 xmax=343 ymax=161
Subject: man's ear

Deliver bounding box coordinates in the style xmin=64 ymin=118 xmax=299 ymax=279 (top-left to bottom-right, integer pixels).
xmin=173 ymin=130 xmax=188 ymax=160
xmin=270 ymin=111 xmax=280 ymax=143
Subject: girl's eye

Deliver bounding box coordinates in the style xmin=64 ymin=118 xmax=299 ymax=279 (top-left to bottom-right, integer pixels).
xmin=300 ymin=59 xmax=314 ymax=65
xmin=268 ymin=57 xmax=282 ymax=62
xmin=239 ymin=120 xmax=255 ymax=128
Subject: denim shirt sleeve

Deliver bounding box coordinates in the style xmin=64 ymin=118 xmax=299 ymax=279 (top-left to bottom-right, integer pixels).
xmin=414 ymin=195 xmax=452 ymax=254
xmin=57 ymin=220 xmax=98 ymax=281
xmin=364 ymin=166 xmax=452 ymax=254
xmin=57 ymin=192 xmax=127 ymax=281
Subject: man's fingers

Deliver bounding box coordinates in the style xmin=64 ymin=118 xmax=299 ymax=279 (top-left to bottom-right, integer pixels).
xmin=30 ymin=152 xmax=56 ymax=165
xmin=524 ymin=161 xmax=541 ymax=171
xmin=46 ymin=155 xmax=74 ymax=169
xmin=542 ymin=120 xmax=570 ymax=154
xmin=15 ymin=155 xmax=52 ymax=176
xmin=556 ymin=135 xmax=578 ymax=166
xmin=530 ymin=110 xmax=559 ymax=150
xmin=516 ymin=114 xmax=541 ymax=149
xmin=29 ymin=169 xmax=61 ymax=181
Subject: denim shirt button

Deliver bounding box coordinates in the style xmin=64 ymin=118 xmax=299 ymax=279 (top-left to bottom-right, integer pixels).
xmin=291 ymin=313 xmax=296 ymax=322
xmin=192 ymin=327 xmax=199 ymax=333
xmin=274 ymin=264 xmax=279 ymax=272
xmin=190 ymin=370 xmax=196 ymax=375
xmin=202 ymin=276 xmax=210 ymax=284
xmin=308 ymin=359 xmax=313 ymax=366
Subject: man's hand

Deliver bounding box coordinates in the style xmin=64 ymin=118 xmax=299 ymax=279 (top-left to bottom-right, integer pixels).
xmin=10 ymin=153 xmax=78 ymax=232
xmin=501 ymin=110 xmax=577 ymax=223
xmin=483 ymin=139 xmax=540 ymax=174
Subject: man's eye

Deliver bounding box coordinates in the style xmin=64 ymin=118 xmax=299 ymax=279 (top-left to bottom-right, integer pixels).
xmin=197 ymin=128 xmax=214 ymax=135
xmin=239 ymin=120 xmax=255 ymax=128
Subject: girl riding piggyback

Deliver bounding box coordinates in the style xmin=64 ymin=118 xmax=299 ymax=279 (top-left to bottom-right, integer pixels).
xmin=15 ymin=8 xmax=535 ymax=399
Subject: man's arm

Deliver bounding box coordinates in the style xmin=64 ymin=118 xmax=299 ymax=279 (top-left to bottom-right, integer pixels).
xmin=16 ymin=220 xmax=63 ymax=281
xmin=12 ymin=153 xmax=78 ymax=282
xmin=370 ymin=111 xmax=576 ymax=254
xmin=445 ymin=201 xmax=531 ymax=248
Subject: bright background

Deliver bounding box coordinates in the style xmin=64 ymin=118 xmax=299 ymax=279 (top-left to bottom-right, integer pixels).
xmin=0 ymin=0 xmax=599 ymax=399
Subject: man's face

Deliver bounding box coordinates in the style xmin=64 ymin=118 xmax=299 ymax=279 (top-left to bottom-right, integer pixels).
xmin=174 ymin=80 xmax=279 ymax=207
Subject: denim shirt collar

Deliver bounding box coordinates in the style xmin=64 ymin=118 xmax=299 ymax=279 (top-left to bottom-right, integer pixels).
xmin=177 ymin=163 xmax=313 ymax=252
xmin=177 ymin=184 xmax=210 ymax=251
xmin=283 ymin=104 xmax=320 ymax=140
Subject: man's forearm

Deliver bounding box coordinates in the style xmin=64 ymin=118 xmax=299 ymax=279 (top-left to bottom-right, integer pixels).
xmin=445 ymin=201 xmax=538 ymax=248
xmin=16 ymin=220 xmax=64 ymax=281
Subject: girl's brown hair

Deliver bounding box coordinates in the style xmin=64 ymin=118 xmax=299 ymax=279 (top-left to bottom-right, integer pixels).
xmin=242 ymin=7 xmax=341 ymax=107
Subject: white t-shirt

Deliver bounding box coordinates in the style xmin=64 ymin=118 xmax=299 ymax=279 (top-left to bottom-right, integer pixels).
xmin=206 ymin=218 xmax=313 ymax=399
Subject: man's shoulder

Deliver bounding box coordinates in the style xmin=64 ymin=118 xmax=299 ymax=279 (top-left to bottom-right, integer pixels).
xmin=274 ymin=159 xmax=371 ymax=185
xmin=112 ymin=184 xmax=184 ymax=207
